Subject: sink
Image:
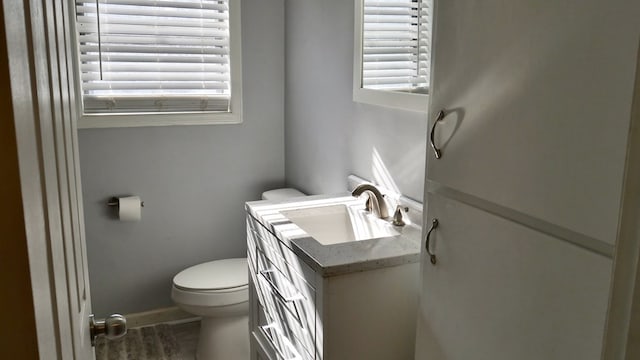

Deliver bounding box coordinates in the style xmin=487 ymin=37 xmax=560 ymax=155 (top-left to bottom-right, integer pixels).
xmin=280 ymin=204 xmax=399 ymax=245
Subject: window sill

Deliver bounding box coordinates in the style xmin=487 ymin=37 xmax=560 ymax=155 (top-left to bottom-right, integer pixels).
xmin=353 ymin=88 xmax=429 ymax=113
xmin=77 ymin=110 xmax=242 ymax=129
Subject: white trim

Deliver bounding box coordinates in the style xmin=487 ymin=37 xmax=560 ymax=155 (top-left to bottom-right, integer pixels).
xmin=353 ymin=87 xmax=429 ymax=113
xmin=352 ymin=0 xmax=429 ymax=113
xmin=77 ymin=110 xmax=242 ymax=129
xmin=602 ymin=40 xmax=640 ymax=360
xmin=74 ymin=0 xmax=244 ymax=129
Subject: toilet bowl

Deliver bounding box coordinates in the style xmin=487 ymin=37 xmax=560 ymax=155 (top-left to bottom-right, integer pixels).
xmin=171 ymin=258 xmax=249 ymax=360
xmin=172 ymin=188 xmax=305 ymax=359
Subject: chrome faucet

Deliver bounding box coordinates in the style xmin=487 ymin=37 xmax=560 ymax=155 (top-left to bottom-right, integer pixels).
xmin=351 ymin=184 xmax=389 ymax=219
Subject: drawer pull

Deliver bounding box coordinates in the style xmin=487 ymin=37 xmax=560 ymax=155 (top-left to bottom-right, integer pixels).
xmin=425 ymin=218 xmax=439 ymax=265
xmin=259 ymin=323 xmax=304 ymax=360
xmin=430 ymin=110 xmax=446 ymax=159
xmin=259 ymin=269 xmax=304 ymax=303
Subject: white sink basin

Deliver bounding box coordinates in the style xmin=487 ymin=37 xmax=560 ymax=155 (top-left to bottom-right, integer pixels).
xmin=281 ymin=204 xmax=399 ymax=245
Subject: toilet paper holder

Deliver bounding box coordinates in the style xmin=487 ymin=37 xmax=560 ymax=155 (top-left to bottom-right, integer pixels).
xmin=107 ymin=197 xmax=145 ymax=208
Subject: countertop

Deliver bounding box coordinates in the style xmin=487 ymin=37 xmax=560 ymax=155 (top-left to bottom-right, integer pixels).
xmin=245 ymin=193 xmax=423 ymax=277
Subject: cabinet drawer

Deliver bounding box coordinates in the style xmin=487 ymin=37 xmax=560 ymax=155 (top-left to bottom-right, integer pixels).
xmin=259 ymin=323 xmax=312 ymax=360
xmin=247 ymin=216 xmax=316 ymax=289
xmin=247 ymin=215 xmax=279 ymax=251
xmin=254 ymin=249 xmax=316 ymax=357
xmin=258 ymin=273 xmax=315 ymax=357
xmin=255 ymin=301 xmax=313 ymax=360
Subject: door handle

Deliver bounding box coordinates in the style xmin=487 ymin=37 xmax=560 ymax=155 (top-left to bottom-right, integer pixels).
xmin=89 ymin=314 xmax=127 ymax=346
xmin=425 ymin=218 xmax=439 ymax=265
xmin=430 ymin=110 xmax=446 ymax=159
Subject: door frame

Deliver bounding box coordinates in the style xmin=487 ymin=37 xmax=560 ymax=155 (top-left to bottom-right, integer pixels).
xmin=602 ymin=40 xmax=640 ymax=360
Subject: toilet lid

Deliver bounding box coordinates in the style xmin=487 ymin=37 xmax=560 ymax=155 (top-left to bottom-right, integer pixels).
xmin=173 ymin=258 xmax=248 ymax=291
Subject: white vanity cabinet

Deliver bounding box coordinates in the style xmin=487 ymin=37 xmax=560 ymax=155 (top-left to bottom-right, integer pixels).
xmin=246 ymin=212 xmax=419 ymax=360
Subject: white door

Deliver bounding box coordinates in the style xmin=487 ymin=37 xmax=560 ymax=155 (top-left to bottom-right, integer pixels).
xmin=426 ymin=0 xmax=640 ymax=244
xmin=4 ymin=0 xmax=121 ymax=358
xmin=416 ymin=0 xmax=640 ymax=359
xmin=50 ymin=0 xmax=94 ymax=357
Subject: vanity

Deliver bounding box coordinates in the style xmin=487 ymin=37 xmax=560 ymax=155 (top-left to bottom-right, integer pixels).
xmin=246 ymin=193 xmax=422 ymax=360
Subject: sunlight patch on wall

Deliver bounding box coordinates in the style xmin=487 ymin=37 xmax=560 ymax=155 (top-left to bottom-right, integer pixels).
xmin=372 ymin=147 xmax=401 ymax=199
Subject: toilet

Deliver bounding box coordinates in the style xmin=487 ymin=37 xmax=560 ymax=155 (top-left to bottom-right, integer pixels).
xmin=171 ymin=188 xmax=304 ymax=359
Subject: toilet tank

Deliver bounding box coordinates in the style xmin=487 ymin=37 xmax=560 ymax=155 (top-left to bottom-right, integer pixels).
xmin=261 ymin=188 xmax=305 ymax=201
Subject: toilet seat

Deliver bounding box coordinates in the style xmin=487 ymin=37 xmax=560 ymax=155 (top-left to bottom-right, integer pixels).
xmin=173 ymin=258 xmax=247 ymax=291
xmin=172 ymin=258 xmax=249 ymax=307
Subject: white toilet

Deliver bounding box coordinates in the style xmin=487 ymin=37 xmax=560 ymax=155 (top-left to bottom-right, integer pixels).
xmin=171 ymin=188 xmax=304 ymax=360
xmin=172 ymin=258 xmax=249 ymax=359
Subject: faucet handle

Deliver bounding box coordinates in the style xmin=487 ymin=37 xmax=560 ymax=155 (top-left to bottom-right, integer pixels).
xmin=392 ymin=205 xmax=407 ymax=226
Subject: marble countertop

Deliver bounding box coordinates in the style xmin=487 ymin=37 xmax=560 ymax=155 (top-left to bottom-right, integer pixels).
xmin=245 ymin=193 xmax=423 ymax=277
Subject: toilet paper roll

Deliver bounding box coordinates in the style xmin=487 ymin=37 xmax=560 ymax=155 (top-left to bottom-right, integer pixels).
xmin=118 ymin=196 xmax=142 ymax=222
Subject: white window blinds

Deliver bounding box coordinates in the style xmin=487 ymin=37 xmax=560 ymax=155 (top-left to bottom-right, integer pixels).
xmin=74 ymin=0 xmax=233 ymax=114
xmin=361 ymin=0 xmax=431 ymax=93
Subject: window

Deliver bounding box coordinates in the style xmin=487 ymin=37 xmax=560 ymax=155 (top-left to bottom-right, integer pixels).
xmin=353 ymin=0 xmax=432 ymax=112
xmin=73 ymin=0 xmax=242 ymax=128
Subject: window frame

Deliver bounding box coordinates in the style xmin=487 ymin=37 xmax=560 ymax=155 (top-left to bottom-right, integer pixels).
xmin=71 ymin=0 xmax=243 ymax=128
xmin=352 ymin=0 xmax=429 ymax=113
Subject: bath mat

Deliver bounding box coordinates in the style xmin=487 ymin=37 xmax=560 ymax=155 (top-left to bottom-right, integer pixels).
xmin=95 ymin=323 xmax=182 ymax=360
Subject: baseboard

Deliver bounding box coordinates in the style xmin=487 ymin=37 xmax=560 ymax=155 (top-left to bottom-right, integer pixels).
xmin=125 ymin=306 xmax=199 ymax=328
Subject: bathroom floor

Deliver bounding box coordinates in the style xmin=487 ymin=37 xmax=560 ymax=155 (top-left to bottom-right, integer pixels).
xmin=95 ymin=321 xmax=200 ymax=360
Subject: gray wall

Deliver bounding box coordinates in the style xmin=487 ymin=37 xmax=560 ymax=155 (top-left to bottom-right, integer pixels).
xmin=79 ymin=0 xmax=285 ymax=317
xmin=79 ymin=0 xmax=427 ymax=317
xmin=284 ymin=0 xmax=427 ymax=201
